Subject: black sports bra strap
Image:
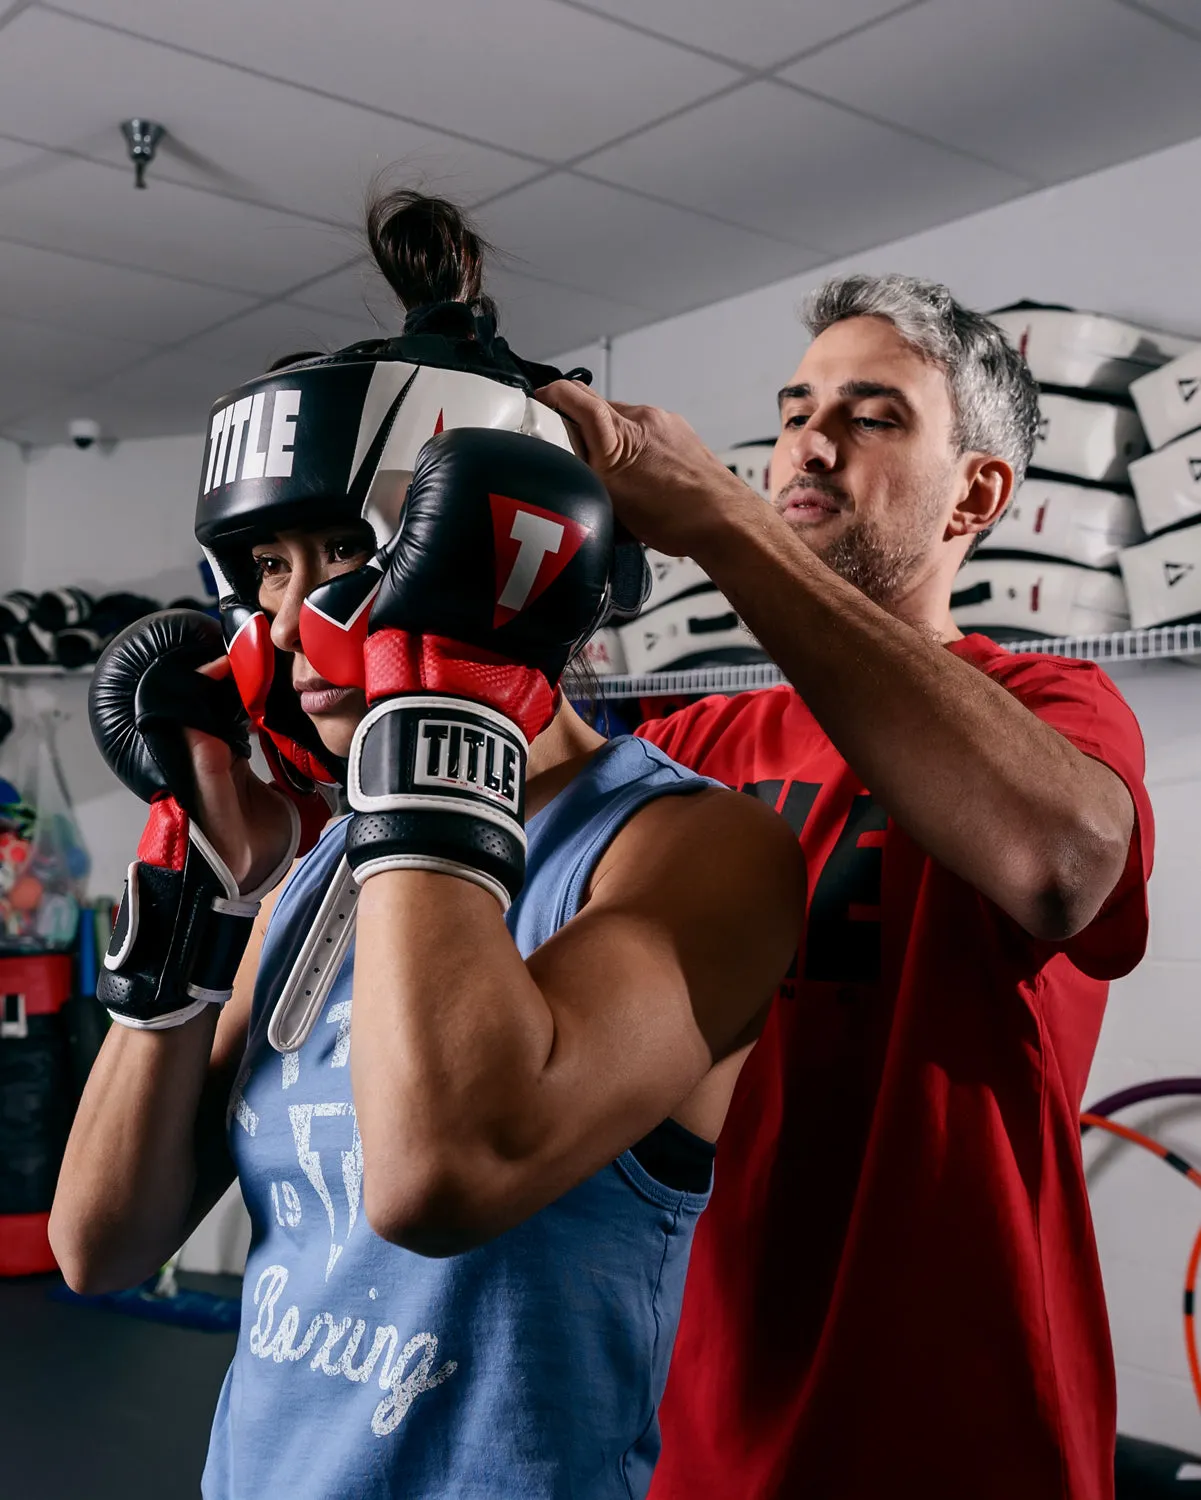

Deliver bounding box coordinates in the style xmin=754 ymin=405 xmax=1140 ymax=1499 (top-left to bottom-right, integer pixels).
xmin=628 ymin=1116 xmax=716 ymax=1195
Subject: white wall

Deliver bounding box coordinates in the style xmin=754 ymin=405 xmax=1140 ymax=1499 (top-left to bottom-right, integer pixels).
xmin=0 ymin=437 xmax=27 ymax=596
xmin=20 ymin=434 xmax=208 ymax=895
xmin=22 ymin=433 xmax=207 ymax=602
xmin=1084 ymin=660 xmax=1201 ymax=1453
xmin=10 ymin=132 xmax=1201 ymax=1439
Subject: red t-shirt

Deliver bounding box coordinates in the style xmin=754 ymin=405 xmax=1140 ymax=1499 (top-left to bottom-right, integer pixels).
xmin=638 ymin=635 xmax=1154 ymax=1500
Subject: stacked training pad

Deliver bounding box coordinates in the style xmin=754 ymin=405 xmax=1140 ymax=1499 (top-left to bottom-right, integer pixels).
xmin=580 ymin=440 xmax=773 ymax=680
xmin=55 ymin=592 xmax=162 ymax=667
xmin=720 ymin=439 xmax=775 ymax=503
xmin=955 ymin=303 xmax=1191 ymax=640
xmin=0 ymin=591 xmax=53 ymax=666
xmin=1120 ymin=343 xmax=1201 ymax=628
xmin=0 ymin=588 xmax=161 ymax=667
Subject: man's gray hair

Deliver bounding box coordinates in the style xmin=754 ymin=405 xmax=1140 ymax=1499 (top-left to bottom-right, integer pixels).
xmin=802 ymin=273 xmax=1040 ymax=497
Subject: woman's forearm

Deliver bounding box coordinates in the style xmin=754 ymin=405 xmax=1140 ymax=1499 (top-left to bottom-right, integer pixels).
xmin=349 ymin=788 xmax=796 ymax=1255
xmin=352 ymin=872 xmax=554 ymax=1181
xmin=49 ymin=1010 xmax=228 ymax=1293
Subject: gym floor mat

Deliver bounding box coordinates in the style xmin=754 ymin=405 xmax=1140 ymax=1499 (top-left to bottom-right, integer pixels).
xmin=0 ymin=1271 xmax=238 ymax=1500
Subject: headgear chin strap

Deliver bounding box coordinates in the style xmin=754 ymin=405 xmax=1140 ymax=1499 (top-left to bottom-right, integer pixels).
xmin=194 ymin=307 xmax=650 ymax=790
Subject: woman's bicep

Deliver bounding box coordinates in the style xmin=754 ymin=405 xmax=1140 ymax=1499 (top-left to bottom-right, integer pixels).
xmin=526 ymin=789 xmax=804 ymax=1136
xmin=563 ymin=787 xmax=802 ymax=1044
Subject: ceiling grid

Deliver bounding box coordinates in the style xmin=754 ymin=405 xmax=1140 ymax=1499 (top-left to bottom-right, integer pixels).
xmin=1 ymin=0 xmax=1200 ymax=444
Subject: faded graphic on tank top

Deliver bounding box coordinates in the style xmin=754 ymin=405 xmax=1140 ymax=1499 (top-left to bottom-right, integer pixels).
xmin=203 ymin=736 xmax=714 ymax=1500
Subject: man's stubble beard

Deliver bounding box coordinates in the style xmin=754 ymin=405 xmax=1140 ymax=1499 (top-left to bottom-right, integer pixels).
xmin=787 ymin=472 xmax=951 ymax=611
xmin=808 ymin=518 xmax=928 ymax=609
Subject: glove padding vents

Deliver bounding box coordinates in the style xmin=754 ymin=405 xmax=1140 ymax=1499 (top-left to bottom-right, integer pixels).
xmin=105 ymin=860 xmax=141 ymax=971
xmin=267 ymin=853 xmax=359 ymax=1055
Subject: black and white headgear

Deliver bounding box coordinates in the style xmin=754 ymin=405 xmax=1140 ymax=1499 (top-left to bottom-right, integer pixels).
xmin=194 ymin=304 xmax=649 ymax=788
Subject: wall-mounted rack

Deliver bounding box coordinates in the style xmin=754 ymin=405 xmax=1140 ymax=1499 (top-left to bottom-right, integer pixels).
xmin=0 ymin=665 xmax=93 ymax=678
xmin=575 ymin=624 xmax=1201 ymax=699
xmin=4 ymin=624 xmax=1201 ymax=694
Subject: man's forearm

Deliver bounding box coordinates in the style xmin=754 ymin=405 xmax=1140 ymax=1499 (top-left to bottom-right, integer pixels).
xmin=687 ymin=487 xmax=1132 ymax=937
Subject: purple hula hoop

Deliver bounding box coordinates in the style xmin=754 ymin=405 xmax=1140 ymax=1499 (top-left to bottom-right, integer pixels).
xmin=1081 ymin=1077 xmax=1201 ymax=1133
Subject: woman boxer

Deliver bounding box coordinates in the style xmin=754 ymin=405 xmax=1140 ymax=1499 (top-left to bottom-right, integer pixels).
xmin=50 ymin=193 xmax=801 ymax=1500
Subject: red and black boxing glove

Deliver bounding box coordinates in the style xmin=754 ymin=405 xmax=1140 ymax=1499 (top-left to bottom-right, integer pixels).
xmin=89 ymin=611 xmax=301 ymax=1029
xmin=336 ymin=427 xmax=614 ymax=909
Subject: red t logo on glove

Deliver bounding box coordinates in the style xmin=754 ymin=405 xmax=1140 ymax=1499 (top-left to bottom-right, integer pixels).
xmin=490 ymin=494 xmax=593 ymax=628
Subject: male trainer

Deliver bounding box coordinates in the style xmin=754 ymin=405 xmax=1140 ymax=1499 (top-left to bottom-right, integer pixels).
xmin=539 ymin=274 xmax=1154 ymax=1500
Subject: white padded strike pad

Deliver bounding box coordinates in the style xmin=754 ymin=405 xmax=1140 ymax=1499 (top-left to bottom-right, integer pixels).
xmin=577 ymin=627 xmax=627 ymax=676
xmin=716 ymin=441 xmax=775 ymax=502
xmin=991 ymin=306 xmax=1191 ymax=394
xmin=618 ymin=587 xmax=762 ymax=674
xmin=1034 ymin=392 xmax=1147 ymax=485
xmin=1119 ymin=524 xmax=1201 ymax=629
xmin=979 ymin=476 xmax=1142 ymax=569
xmin=1130 ymin=434 xmax=1201 ymax=537
xmin=1132 ymin=345 xmax=1201 ymax=452
xmin=642 ymin=550 xmax=713 ymax=614
xmin=953 ymin=558 xmax=1129 ymax=638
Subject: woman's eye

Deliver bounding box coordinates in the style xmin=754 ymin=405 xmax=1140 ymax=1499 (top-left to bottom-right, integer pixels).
xmin=253 ymin=555 xmax=285 ymax=582
xmin=327 ymin=537 xmax=369 ymax=565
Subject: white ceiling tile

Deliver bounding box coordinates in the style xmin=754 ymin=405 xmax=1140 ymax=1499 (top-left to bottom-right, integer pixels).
xmin=0 ymin=313 xmax=150 ymax=381
xmin=178 ymin=302 xmax=385 ymax=379
xmin=0 ymin=239 xmax=258 ymax=346
xmin=0 ymin=377 xmax=98 ymax=439
xmin=4 ymin=305 xmax=384 ymax=445
xmin=0 ymin=315 xmax=154 ymax=432
xmin=488 ymin=266 xmax=649 ymax=358
xmin=0 ymin=381 xmax=72 ymax=437
xmin=287 ymin=260 xmax=404 ymax=327
xmin=477 ymin=174 xmax=822 ymax=317
xmin=0 ymin=136 xmax=52 ymax=177
xmin=3 ymin=346 xmax=239 ymax=446
xmin=7 ymin=0 xmax=1201 ymax=447
xmin=49 ymin=0 xmax=738 ymax=161
xmin=783 ymin=0 xmax=1201 ymax=183
xmin=0 ymin=10 xmax=538 ymax=223
xmin=1126 ymin=0 xmax=1201 ymax=36
xmin=585 ymin=82 xmax=1030 ymax=255
xmin=0 ymin=278 xmax=643 ymax=444
xmin=0 ymin=157 xmax=356 ymax=293
xmin=291 ymin=257 xmax=650 ymax=358
xmin=6 ymin=292 xmax=391 ymax=440
xmin=577 ymin=0 xmax=910 ymax=68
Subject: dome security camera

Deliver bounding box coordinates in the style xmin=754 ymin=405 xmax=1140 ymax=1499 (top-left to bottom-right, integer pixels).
xmin=68 ymin=419 xmax=102 ymax=450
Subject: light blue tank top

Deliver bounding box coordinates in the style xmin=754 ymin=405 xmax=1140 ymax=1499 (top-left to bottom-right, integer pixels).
xmin=203 ymin=735 xmax=713 ymax=1500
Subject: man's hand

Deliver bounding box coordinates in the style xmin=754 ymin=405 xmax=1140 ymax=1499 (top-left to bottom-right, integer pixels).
xmin=536 ymin=379 xmax=756 ymax=557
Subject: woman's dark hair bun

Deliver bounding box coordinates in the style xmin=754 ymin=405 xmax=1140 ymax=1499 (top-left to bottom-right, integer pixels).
xmin=366 ymin=187 xmax=496 ymax=319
